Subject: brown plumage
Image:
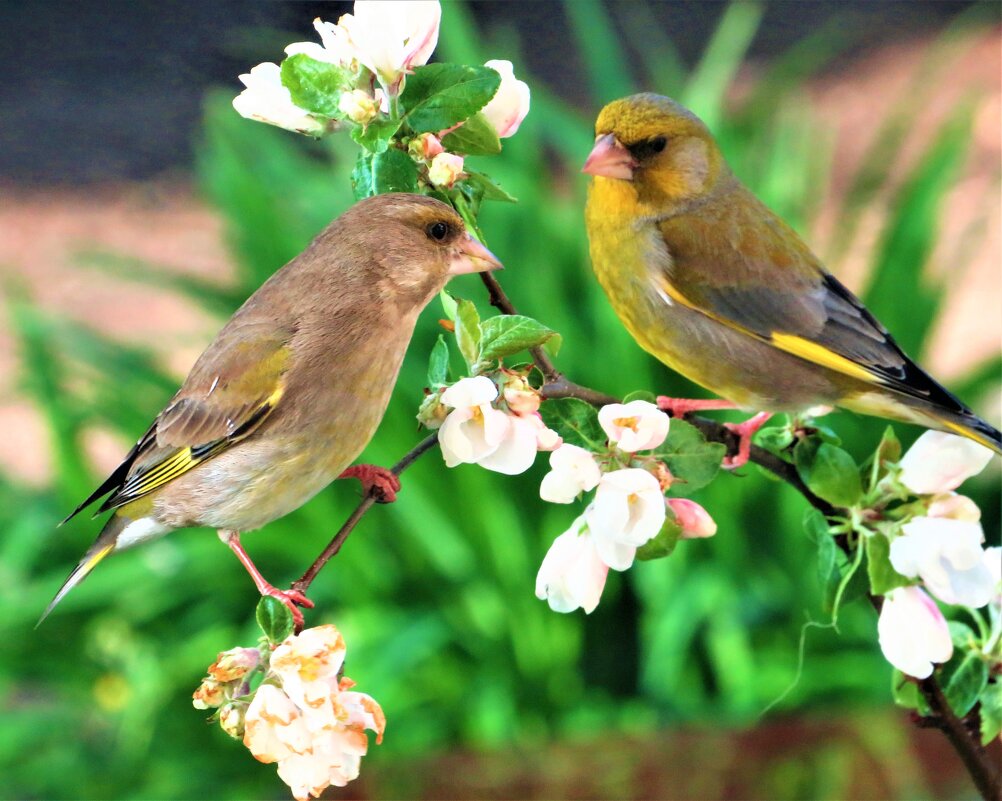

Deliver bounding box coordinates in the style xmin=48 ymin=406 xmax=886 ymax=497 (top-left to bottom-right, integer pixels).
xmin=44 ymin=193 xmax=502 ymax=623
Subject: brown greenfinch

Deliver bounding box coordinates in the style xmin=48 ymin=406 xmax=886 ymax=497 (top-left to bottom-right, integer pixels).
xmin=582 ymin=93 xmax=1000 ymax=463
xmin=44 ymin=193 xmax=502 ymax=625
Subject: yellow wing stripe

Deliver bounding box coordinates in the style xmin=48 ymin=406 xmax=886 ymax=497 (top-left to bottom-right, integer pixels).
xmin=768 ymin=333 xmax=878 ymax=384
xmin=120 ymin=449 xmax=198 ymax=498
xmin=656 ymin=276 xmax=884 ymax=386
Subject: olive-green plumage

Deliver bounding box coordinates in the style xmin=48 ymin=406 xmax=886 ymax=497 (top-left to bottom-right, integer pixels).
xmin=583 ymin=93 xmax=1000 ymax=453
xmin=44 ymin=193 xmax=502 ymax=620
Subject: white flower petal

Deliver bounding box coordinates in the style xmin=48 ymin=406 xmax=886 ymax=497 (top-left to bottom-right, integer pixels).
xmin=477 ymin=413 xmax=539 ymax=475
xmin=597 ymin=401 xmax=670 ymax=452
xmin=899 ymin=431 xmax=993 ymax=494
xmin=440 ymin=376 xmax=498 ymax=409
xmin=535 ymin=522 xmax=609 ymax=613
xmin=481 ymin=59 xmax=530 ymax=138
xmin=232 ymin=62 xmax=325 ymax=136
xmin=587 ymin=468 xmax=666 ymax=556
xmin=891 ymin=517 xmax=994 ymax=607
xmin=878 ymin=586 xmax=953 ymax=679
xmin=539 ymin=444 xmax=601 ymax=503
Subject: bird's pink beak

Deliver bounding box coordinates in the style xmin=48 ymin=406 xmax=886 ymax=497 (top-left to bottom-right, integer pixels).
xmin=582 ymin=133 xmax=636 ymax=181
xmin=449 ymin=234 xmax=503 ymax=275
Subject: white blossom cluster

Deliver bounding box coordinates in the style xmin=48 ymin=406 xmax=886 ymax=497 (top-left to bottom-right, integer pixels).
xmin=193 ymin=626 xmax=384 ymax=800
xmin=876 ymin=432 xmax=999 ymax=679
xmin=232 ymin=0 xmax=530 ymax=188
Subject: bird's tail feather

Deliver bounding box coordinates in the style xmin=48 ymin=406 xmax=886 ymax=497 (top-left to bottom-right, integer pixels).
xmin=38 ymin=515 xmax=127 ymax=627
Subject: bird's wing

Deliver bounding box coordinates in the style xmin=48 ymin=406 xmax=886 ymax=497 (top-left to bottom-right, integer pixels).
xmin=63 ymin=323 xmax=293 ymax=521
xmin=654 ymin=209 xmax=969 ymax=413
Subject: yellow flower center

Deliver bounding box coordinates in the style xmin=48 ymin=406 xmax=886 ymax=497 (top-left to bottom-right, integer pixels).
xmin=613 ymin=415 xmax=640 ymax=432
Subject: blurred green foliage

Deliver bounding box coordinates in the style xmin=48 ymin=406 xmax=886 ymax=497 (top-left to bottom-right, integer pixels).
xmin=2 ymin=2 xmax=999 ymax=799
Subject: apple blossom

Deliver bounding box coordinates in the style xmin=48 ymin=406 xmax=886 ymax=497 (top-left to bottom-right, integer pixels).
xmin=586 ymin=468 xmax=666 ymax=570
xmin=207 ymin=647 xmax=260 ymax=683
xmin=270 ymin=625 xmax=346 ymax=722
xmin=539 ymin=444 xmax=601 ymax=504
xmin=428 ymin=152 xmax=465 ymax=187
xmin=667 ymin=498 xmax=717 ymax=539
xmin=476 ymin=411 xmax=541 ymax=475
xmin=898 ymin=431 xmax=993 ymax=495
xmin=243 ymin=684 xmax=313 ymax=763
xmin=877 ymin=586 xmax=953 ymax=678
xmin=337 ymin=0 xmax=440 ymax=94
xmin=219 ymin=701 xmax=249 ymax=739
xmin=408 ymin=132 xmax=444 ymax=161
xmin=337 ymin=89 xmax=380 ymax=125
xmin=535 ymin=517 xmax=609 ymax=613
xmin=890 ymin=517 xmax=995 ymax=608
xmin=232 ymin=63 xmax=327 ymax=136
xmin=285 ymin=17 xmax=357 ymax=67
xmin=438 ymin=376 xmax=507 ymax=467
xmin=927 ymin=492 xmax=981 ymax=522
xmin=598 ymin=400 xmax=670 ymax=453
xmin=192 ymin=678 xmax=227 ymax=710
xmin=481 ymin=59 xmax=530 ymax=138
xmin=984 ymin=546 xmax=1001 ymax=609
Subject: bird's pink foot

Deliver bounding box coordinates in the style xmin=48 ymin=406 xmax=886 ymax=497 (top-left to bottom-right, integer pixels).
xmin=339 ymin=464 xmax=401 ymax=504
xmin=221 ymin=529 xmax=314 ymax=631
xmin=656 ymin=396 xmax=738 ymax=417
xmin=722 ymin=412 xmax=772 ymax=469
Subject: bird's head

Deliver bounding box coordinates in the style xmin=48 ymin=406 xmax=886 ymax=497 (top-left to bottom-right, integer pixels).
xmin=328 ymin=193 xmax=502 ymax=307
xmin=583 ymin=93 xmax=727 ymax=206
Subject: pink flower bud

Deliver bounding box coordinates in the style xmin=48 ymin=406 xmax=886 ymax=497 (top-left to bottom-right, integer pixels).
xmin=208 ymin=647 xmax=261 ymax=682
xmin=667 ymin=498 xmax=717 ymax=538
xmin=428 ymin=152 xmax=464 ymax=187
xmin=503 ymin=386 xmax=541 ymax=414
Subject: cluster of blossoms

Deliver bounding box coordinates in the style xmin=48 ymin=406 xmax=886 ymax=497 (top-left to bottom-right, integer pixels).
xmin=875 ymin=432 xmax=1000 ymax=679
xmin=232 ymin=0 xmax=529 ymax=190
xmin=193 ymin=625 xmax=384 ymax=800
xmin=424 ymin=374 xmax=560 ymax=474
xmin=426 ymin=383 xmax=718 ymax=613
xmin=534 ymin=401 xmax=716 ymax=613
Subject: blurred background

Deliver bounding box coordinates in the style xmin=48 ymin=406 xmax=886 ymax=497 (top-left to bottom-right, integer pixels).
xmin=1 ymin=1 xmax=999 ymax=799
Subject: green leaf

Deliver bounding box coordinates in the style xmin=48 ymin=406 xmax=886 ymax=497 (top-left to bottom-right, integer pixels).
xmin=636 ymin=518 xmax=683 ymax=561
xmin=869 ymin=425 xmax=902 ymax=489
xmin=439 ymin=290 xmax=458 ymax=322
xmin=622 ymin=390 xmax=656 ymax=404
xmin=755 ymin=425 xmax=795 ymax=455
xmin=350 ymin=118 xmax=403 ymax=154
xmin=653 ymin=419 xmax=726 ymax=498
xmin=281 ymin=54 xmax=352 ymax=117
xmin=539 ymin=398 xmax=607 ymax=450
xmin=807 ymin=508 xmax=841 ymax=612
xmin=441 ymin=111 xmax=502 ymax=155
xmin=427 ymin=335 xmax=450 ymax=387
xmin=455 ymin=298 xmax=481 ymax=369
xmin=256 ymin=596 xmax=294 ymax=645
xmin=891 ymin=670 xmax=923 ymax=712
xmin=794 ymin=439 xmax=862 ymax=508
xmin=940 ymin=649 xmax=989 ymax=717
xmin=462 ymin=170 xmax=518 ymax=203
xmin=865 ymin=534 xmax=911 ymax=595
xmin=351 ymin=149 xmax=419 ymax=199
xmin=478 ymin=315 xmax=558 ymax=365
xmin=402 ymin=63 xmax=501 ymax=133
xmin=980 ymin=681 xmax=1002 ymax=745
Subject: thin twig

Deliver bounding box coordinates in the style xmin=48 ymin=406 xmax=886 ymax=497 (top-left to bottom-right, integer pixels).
xmin=295 ymin=273 xmax=999 ymax=801
xmin=292 ymin=433 xmax=439 ymax=594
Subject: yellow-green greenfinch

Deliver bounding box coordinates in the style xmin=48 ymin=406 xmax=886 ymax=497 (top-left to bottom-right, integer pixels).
xmin=583 ymin=93 xmax=1000 ymax=464
xmin=44 ymin=193 xmax=502 ymax=625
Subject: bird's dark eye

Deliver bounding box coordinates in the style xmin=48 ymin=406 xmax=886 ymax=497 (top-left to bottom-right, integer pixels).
xmin=427 ymin=221 xmax=450 ymax=241
xmin=628 ymin=136 xmax=668 ymax=160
